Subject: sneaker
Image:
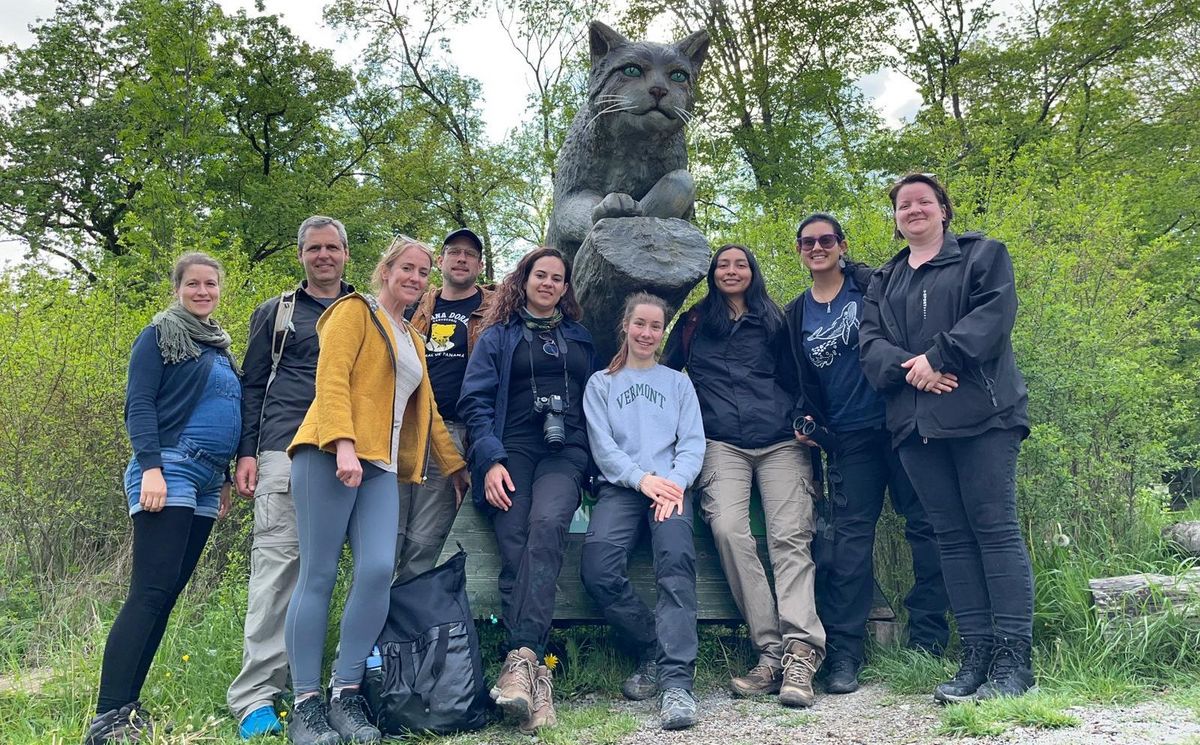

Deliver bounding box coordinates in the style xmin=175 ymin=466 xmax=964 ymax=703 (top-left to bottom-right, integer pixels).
xmin=328 ymin=691 xmax=380 ymax=743
xmin=239 ymin=705 xmax=284 ymax=739
xmin=975 ymin=636 xmax=1036 ymax=700
xmin=518 ymin=665 xmax=557 ymax=735
xmin=779 ymin=641 xmax=820 ymax=707
xmin=621 ymin=654 xmax=659 ymax=701
xmin=823 ymin=658 xmax=861 ymax=694
xmin=287 ymin=696 xmax=340 ymax=745
xmin=730 ymin=663 xmax=782 ymax=697
xmin=659 ymin=687 xmax=698 ymax=730
xmin=933 ymin=639 xmax=993 ymax=704
xmin=491 ymin=647 xmax=538 ymax=721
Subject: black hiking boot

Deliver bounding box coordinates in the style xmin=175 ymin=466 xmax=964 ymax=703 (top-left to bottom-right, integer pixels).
xmin=975 ymin=636 xmax=1036 ymax=700
xmin=823 ymin=658 xmax=862 ymax=694
xmin=83 ymin=701 xmax=157 ymax=745
xmin=621 ymin=649 xmax=659 ymax=701
xmin=933 ymin=640 xmax=993 ymax=704
xmin=659 ymin=687 xmax=698 ymax=730
xmin=287 ymin=695 xmax=340 ymax=745
xmin=328 ymin=691 xmax=381 ymax=742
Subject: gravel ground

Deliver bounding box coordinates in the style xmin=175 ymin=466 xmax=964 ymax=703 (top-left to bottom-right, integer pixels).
xmin=590 ymin=684 xmax=1200 ymax=745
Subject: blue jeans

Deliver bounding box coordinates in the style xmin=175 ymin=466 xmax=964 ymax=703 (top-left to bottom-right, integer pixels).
xmin=897 ymin=428 xmax=1033 ymax=643
xmin=124 ymin=437 xmax=228 ymax=519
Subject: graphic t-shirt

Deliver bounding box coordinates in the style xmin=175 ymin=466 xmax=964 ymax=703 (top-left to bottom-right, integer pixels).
xmin=424 ymin=291 xmax=483 ymax=420
xmin=801 ymin=274 xmax=886 ymax=432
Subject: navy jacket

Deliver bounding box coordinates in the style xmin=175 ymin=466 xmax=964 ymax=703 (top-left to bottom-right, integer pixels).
xmin=859 ymin=231 xmax=1029 ymax=447
xmin=457 ymin=316 xmax=598 ymax=508
xmin=125 ymin=325 xmax=225 ymax=471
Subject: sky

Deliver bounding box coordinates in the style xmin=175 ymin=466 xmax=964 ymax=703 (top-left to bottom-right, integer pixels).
xmin=0 ymin=0 xmax=922 ymax=266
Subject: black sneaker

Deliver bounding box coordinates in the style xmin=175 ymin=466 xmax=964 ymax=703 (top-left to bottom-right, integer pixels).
xmin=621 ymin=655 xmax=659 ymax=701
xmin=933 ymin=640 xmax=993 ymax=704
xmin=975 ymin=636 xmax=1036 ymax=700
xmin=824 ymin=658 xmax=861 ymax=694
xmin=659 ymin=687 xmax=698 ymax=730
xmin=287 ymin=696 xmax=340 ymax=745
xmin=328 ymin=691 xmax=380 ymax=743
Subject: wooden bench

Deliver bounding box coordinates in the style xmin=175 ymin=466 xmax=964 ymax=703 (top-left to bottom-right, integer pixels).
xmin=438 ymin=498 xmax=899 ymax=633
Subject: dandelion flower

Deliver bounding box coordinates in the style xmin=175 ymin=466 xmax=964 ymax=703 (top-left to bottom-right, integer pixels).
xmin=544 ymin=653 xmax=559 ymax=671
xmin=1052 ymin=533 xmax=1070 ymax=548
xmin=182 ymin=654 xmax=190 ymax=662
xmin=165 ymin=672 xmax=172 ymax=678
xmin=280 ymin=711 xmax=288 ymax=719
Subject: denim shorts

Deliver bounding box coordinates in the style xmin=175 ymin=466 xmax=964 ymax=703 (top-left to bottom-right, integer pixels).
xmin=124 ymin=436 xmax=228 ymax=519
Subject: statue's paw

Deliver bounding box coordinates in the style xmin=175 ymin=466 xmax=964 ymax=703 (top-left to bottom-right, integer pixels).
xmin=592 ymin=192 xmax=643 ymax=222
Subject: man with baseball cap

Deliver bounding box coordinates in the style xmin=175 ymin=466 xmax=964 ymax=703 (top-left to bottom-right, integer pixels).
xmin=397 ymin=227 xmax=494 ymax=580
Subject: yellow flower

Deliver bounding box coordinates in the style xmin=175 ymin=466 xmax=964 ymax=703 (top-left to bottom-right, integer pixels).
xmin=543 ymin=653 xmax=559 ymax=671
xmin=182 ymin=654 xmax=190 ymax=662
xmin=165 ymin=672 xmax=172 ymax=678
xmin=279 ymin=711 xmax=288 ymax=719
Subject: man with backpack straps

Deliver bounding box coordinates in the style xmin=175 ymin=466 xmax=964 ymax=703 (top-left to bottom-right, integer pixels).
xmin=227 ymin=216 xmax=354 ymax=740
xmin=397 ymin=227 xmax=494 ymax=581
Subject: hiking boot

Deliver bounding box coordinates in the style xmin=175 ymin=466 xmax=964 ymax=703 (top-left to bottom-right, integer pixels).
xmin=239 ymin=705 xmax=284 ymax=739
xmin=287 ymin=696 xmax=340 ymax=745
xmin=659 ymin=687 xmax=698 ymax=730
xmin=730 ymin=662 xmax=782 ymax=697
xmin=933 ymin=639 xmax=993 ymax=704
xmin=518 ymin=665 xmax=557 ymax=735
xmin=823 ymin=657 xmax=861 ymax=694
xmin=621 ymin=652 xmax=659 ymax=701
xmin=84 ymin=701 xmax=157 ymax=744
xmin=328 ymin=691 xmax=380 ymax=742
xmin=975 ymin=636 xmax=1036 ymax=700
xmin=779 ymin=641 xmax=821 ymax=707
xmin=491 ymin=647 xmax=538 ymax=721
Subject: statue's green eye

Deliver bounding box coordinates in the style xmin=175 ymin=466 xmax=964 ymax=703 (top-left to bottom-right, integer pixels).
xmin=670 ymin=70 xmax=689 ymax=83
xmin=622 ymin=65 xmax=642 ymax=77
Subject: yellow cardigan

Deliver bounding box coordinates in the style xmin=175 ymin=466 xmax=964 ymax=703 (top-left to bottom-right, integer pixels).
xmin=289 ymin=293 xmax=466 ymax=484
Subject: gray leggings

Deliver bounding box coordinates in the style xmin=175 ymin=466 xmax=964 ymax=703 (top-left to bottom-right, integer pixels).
xmin=285 ymin=446 xmax=399 ymax=695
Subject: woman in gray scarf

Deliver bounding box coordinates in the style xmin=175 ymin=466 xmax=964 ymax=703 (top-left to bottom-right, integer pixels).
xmin=86 ymin=252 xmax=241 ymax=745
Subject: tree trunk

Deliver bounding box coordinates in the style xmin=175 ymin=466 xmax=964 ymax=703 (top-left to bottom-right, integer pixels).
xmin=1088 ymin=568 xmax=1200 ymax=624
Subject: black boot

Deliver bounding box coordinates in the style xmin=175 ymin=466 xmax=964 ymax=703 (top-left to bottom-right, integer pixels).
xmin=933 ymin=639 xmax=992 ymax=704
xmin=823 ymin=658 xmax=861 ymax=694
xmin=976 ymin=636 xmax=1036 ymax=700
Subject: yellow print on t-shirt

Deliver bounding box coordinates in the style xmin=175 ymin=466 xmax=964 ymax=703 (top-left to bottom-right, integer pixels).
xmin=428 ymin=322 xmax=457 ymax=353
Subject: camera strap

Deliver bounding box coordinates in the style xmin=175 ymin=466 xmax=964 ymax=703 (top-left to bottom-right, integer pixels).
xmin=522 ymin=325 xmax=570 ymax=409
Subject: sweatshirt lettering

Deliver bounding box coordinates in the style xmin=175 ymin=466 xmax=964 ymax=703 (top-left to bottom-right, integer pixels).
xmin=615 ymin=382 xmax=667 ymax=410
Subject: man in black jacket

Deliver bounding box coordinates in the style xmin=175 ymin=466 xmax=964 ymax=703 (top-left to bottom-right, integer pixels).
xmin=226 ymin=216 xmax=354 ymax=739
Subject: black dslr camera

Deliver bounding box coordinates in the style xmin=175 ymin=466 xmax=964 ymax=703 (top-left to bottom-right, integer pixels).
xmin=534 ymin=394 xmax=567 ymax=450
xmin=792 ymin=416 xmax=838 ymax=452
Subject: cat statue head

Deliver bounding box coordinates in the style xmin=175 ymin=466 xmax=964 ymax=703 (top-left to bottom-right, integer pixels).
xmin=584 ymin=21 xmax=709 ymax=139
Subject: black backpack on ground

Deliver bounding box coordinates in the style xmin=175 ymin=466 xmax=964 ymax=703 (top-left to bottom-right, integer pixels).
xmin=362 ymin=549 xmax=491 ymax=735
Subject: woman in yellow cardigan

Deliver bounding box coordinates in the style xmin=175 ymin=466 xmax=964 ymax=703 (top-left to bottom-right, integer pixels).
xmin=284 ymin=236 xmax=467 ymax=745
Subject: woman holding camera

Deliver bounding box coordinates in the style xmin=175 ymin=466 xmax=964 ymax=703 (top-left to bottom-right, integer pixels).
xmin=860 ymin=173 xmax=1033 ymax=702
xmin=458 ymin=247 xmax=597 ymax=735
xmin=785 ymin=212 xmax=949 ymax=695
xmin=662 ymin=244 xmax=824 ymax=709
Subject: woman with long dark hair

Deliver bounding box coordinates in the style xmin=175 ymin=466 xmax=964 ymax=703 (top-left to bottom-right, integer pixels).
xmin=785 ymin=212 xmax=950 ymax=695
xmin=581 ymin=292 xmax=705 ymax=730
xmin=860 ymin=173 xmax=1033 ymax=702
xmin=87 ymin=253 xmax=238 ymax=745
xmin=458 ymin=247 xmax=597 ymax=735
xmin=663 ymin=244 xmax=824 ymax=709
xmin=283 ymin=237 xmax=466 ymax=745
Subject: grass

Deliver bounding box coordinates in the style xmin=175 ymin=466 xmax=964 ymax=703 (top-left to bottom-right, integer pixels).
xmin=937 ymin=692 xmax=1080 ymax=737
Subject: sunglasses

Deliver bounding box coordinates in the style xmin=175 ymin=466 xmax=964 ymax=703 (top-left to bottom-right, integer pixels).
xmin=799 ymin=234 xmax=841 ymax=252
xmin=539 ymin=332 xmax=560 ymax=358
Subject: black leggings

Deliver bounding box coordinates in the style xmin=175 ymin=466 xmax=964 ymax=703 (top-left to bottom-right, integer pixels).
xmin=96 ymin=507 xmax=214 ymax=713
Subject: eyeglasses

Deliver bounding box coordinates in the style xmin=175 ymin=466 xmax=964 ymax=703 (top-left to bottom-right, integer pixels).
xmin=443 ymin=246 xmax=481 ymax=259
xmin=799 ymin=234 xmax=840 ymax=252
xmin=539 ymin=332 xmax=560 ymax=358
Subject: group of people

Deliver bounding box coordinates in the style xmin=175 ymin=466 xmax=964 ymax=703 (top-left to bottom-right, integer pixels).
xmin=85 ymin=172 xmax=1036 ymax=745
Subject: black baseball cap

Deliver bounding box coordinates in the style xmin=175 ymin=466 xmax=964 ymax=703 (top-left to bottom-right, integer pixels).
xmin=441 ymin=228 xmax=484 ymax=255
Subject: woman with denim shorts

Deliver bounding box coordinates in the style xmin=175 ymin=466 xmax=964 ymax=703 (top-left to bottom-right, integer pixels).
xmin=86 ymin=252 xmax=240 ymax=745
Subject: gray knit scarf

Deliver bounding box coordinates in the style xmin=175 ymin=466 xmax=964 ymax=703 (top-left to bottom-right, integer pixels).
xmin=151 ymin=302 xmax=241 ymax=376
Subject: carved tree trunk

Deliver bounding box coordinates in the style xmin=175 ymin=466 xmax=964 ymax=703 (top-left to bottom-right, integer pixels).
xmin=1163 ymin=522 xmax=1200 ymax=557
xmin=1088 ymin=569 xmax=1200 ymax=624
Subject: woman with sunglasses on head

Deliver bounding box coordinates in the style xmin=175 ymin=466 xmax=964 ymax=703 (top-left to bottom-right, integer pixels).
xmin=283 ymin=237 xmax=467 ymax=745
xmin=458 ymin=247 xmax=597 ymax=735
xmin=785 ymin=213 xmax=950 ymax=696
xmin=662 ymin=244 xmax=824 ymax=709
xmin=580 ymin=292 xmax=706 ymax=731
xmin=859 ymin=173 xmax=1033 ymax=702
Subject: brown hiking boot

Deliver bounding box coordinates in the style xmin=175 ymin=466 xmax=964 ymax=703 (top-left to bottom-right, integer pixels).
xmin=491 ymin=647 xmax=537 ymax=721
xmin=518 ymin=665 xmax=557 ymax=735
xmin=779 ymin=640 xmax=821 ymax=707
xmin=730 ymin=662 xmax=783 ymax=697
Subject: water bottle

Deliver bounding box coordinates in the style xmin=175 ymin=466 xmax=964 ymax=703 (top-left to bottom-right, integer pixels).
xmin=364 ymin=645 xmax=384 ymax=689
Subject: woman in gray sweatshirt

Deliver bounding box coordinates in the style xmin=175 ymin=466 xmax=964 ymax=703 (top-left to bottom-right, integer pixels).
xmin=580 ymin=292 xmax=706 ymax=731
